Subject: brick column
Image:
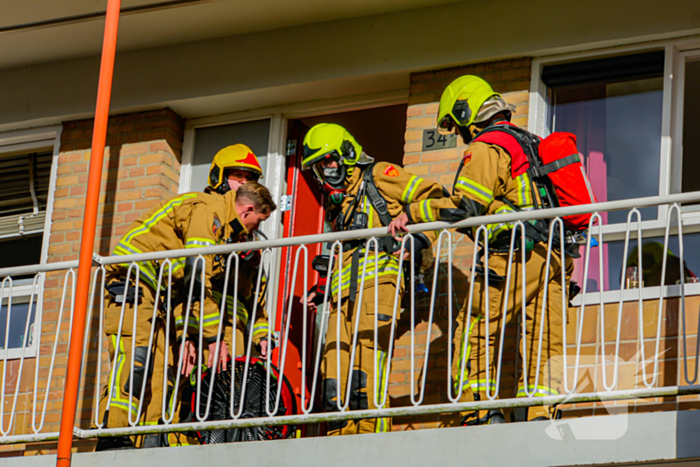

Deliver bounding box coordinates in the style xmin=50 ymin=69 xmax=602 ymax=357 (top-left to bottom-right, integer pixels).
xmin=26 ymin=109 xmax=185 ymax=447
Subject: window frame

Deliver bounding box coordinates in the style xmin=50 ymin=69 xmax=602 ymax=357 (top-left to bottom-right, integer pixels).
xmin=0 ymin=280 xmax=44 ymax=360
xmin=530 ymin=39 xmax=700 ymax=304
xmin=0 ymin=125 xmax=61 ymax=359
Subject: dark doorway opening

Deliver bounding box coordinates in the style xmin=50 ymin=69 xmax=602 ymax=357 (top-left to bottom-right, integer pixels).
xmin=295 ymin=104 xmax=408 ymax=167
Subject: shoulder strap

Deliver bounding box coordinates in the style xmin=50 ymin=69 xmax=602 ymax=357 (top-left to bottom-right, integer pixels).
xmin=473 ymin=123 xmax=541 ymax=177
xmin=363 ymin=164 xmax=393 ymax=227
xmin=451 ymin=156 xmax=468 ymax=196
xmin=473 ymin=123 xmax=554 ymax=209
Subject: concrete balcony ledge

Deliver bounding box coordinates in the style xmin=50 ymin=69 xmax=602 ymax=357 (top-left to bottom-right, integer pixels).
xmin=9 ymin=410 xmax=700 ymax=467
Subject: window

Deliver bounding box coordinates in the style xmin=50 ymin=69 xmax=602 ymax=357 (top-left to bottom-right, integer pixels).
xmin=0 ymin=126 xmax=60 ymax=358
xmin=681 ymin=59 xmax=700 ymax=196
xmin=0 ymin=150 xmax=53 ymax=268
xmin=531 ymin=46 xmax=700 ymax=297
xmin=181 ymin=119 xmax=271 ymax=193
xmin=543 ymin=51 xmax=665 ymax=225
xmin=0 ymin=293 xmax=39 ymax=358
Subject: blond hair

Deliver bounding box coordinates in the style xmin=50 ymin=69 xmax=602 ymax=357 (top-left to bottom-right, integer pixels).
xmin=236 ymin=181 xmax=277 ymax=214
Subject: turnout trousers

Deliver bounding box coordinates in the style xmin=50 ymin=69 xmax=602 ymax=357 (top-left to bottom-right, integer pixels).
xmin=452 ymin=242 xmax=573 ymax=420
xmin=98 ymin=279 xmax=167 ymax=446
xmin=322 ymin=282 xmax=400 ymax=435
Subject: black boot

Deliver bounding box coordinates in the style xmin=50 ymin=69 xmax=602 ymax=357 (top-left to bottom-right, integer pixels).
xmin=484 ymin=410 xmax=506 ymax=424
xmin=461 ymin=409 xmax=506 ymax=426
xmin=141 ymin=433 xmax=166 ymax=449
xmin=95 ymin=436 xmax=134 ymax=451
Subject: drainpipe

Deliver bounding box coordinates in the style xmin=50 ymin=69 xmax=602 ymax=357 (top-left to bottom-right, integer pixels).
xmin=55 ymin=0 xmax=121 ymax=465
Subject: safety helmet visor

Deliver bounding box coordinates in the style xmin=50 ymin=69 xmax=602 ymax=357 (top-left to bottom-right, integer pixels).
xmin=225 ymin=167 xmax=261 ymax=182
xmin=305 ymin=148 xmax=340 ymax=174
xmin=437 ymin=113 xmax=456 ymax=135
xmin=309 ymin=151 xmax=342 ymax=182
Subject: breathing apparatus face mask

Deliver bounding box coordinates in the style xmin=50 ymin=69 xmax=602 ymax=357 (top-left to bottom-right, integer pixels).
xmin=456 ymin=125 xmax=474 ymax=145
xmin=322 ymin=166 xmax=344 ymax=187
xmin=312 ymin=161 xmax=347 ymax=204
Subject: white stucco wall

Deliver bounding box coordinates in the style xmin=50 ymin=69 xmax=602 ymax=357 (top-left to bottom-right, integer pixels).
xmin=0 ymin=0 xmax=699 ymax=129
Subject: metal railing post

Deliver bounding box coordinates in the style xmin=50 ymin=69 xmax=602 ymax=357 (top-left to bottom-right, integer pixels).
xmin=55 ymin=1 xmax=121 ymax=465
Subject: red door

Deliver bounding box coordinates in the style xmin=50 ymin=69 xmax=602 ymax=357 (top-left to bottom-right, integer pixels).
xmin=272 ymin=121 xmax=325 ymax=427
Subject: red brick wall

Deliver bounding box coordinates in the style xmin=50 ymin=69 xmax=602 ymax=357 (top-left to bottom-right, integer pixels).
xmin=7 ymin=109 xmax=185 ymax=451
xmin=52 ymin=108 xmax=184 ymax=259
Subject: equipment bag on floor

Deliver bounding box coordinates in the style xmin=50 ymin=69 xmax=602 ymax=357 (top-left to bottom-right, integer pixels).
xmin=191 ymin=356 xmax=297 ymax=443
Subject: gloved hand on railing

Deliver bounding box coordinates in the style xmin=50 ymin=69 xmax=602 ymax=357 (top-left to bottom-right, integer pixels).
xmin=301 ymin=255 xmax=331 ymax=311
xmin=302 ymin=284 xmax=326 ymax=312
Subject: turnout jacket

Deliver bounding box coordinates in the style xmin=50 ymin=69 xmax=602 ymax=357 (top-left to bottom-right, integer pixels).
xmin=330 ymin=162 xmax=444 ymax=298
xmin=209 ymin=254 xmax=271 ymax=349
xmin=108 ymin=190 xmax=249 ymax=343
xmin=406 ymin=138 xmax=536 ymax=242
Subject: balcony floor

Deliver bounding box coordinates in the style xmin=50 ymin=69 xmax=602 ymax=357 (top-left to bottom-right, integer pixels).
xmin=8 ymin=410 xmax=700 ymax=467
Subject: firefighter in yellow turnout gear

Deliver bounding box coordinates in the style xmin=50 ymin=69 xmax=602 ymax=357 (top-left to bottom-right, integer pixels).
xmin=204 ymin=144 xmax=271 ymax=358
xmin=175 ymin=145 xmax=271 ymax=361
xmin=167 ymin=146 xmax=274 ymax=447
xmin=302 ymin=123 xmax=444 ymax=435
xmin=389 ymin=76 xmax=574 ymax=423
xmin=97 ymin=182 xmax=274 ymax=450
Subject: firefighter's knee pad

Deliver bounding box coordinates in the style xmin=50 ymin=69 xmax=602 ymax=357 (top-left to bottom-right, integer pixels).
xmin=322 ymin=379 xmax=348 ymax=431
xmin=124 ymin=346 xmax=153 ymax=396
xmin=461 ymin=409 xmax=505 ymax=426
xmin=322 ymin=378 xmax=340 ymax=413
xmin=141 ymin=433 xmax=167 ymax=449
xmin=349 ymin=370 xmax=368 ymax=411
xmin=512 ymin=405 xmax=562 ymax=422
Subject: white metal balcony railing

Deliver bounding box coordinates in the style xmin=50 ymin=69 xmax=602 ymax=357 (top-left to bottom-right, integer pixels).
xmin=1 ymin=192 xmax=700 ymax=447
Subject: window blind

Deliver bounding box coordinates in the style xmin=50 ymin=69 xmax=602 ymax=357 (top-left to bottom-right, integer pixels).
xmin=541 ymin=51 xmax=664 ymax=88
xmin=0 ymin=151 xmax=52 ymax=240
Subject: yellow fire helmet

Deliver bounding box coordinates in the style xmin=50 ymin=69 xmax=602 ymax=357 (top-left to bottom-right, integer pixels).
xmin=208 ymin=144 xmax=263 ymax=194
xmin=302 ymin=123 xmax=371 ymax=203
xmin=301 ymin=124 xmax=364 ymax=170
xmin=437 ymin=75 xmax=500 ymax=133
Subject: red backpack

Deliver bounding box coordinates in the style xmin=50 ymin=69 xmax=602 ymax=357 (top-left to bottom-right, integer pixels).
xmin=469 ymin=122 xmax=596 ymax=231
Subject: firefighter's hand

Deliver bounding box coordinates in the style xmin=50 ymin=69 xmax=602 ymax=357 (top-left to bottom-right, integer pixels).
xmin=179 ymin=340 xmax=197 ymax=376
xmin=302 ymin=291 xmax=318 ymax=311
xmin=228 ymin=179 xmax=244 ymax=192
xmin=208 ymin=340 xmax=229 ymax=373
xmin=388 ymin=213 xmax=410 ymax=238
xmin=259 ymin=339 xmax=269 ymax=358
xmin=392 ymin=249 xmax=411 ymax=261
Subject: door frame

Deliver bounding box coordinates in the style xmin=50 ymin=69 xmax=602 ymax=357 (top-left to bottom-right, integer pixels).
xmin=179 ymin=90 xmax=408 ymax=328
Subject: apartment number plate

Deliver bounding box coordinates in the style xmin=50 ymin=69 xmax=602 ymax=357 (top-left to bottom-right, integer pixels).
xmin=422 ymin=129 xmax=457 ymax=151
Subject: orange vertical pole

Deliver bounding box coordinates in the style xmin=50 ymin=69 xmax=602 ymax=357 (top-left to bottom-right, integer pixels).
xmin=56 ymin=0 xmax=121 ymax=465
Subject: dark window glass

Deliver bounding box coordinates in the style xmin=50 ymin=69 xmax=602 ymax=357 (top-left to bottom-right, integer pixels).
xmin=545 ymin=53 xmax=664 ymax=225
xmin=575 ymin=233 xmax=700 ymax=292
xmin=0 ymin=300 xmax=36 ymax=350
xmin=682 ymin=60 xmax=700 ymax=196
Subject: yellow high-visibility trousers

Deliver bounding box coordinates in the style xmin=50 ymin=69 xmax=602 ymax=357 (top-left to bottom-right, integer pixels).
xmin=452 ymin=242 xmax=573 ymax=420
xmin=98 ymin=281 xmax=167 ymax=445
xmin=322 ymin=283 xmax=400 ymax=435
